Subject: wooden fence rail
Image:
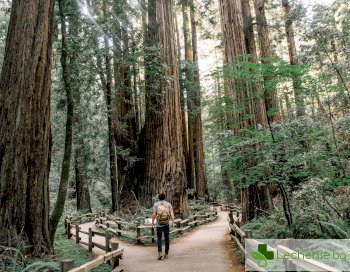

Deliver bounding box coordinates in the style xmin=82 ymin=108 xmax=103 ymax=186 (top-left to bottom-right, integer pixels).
xmin=66 ymin=223 xmax=116 ymax=254
xmin=95 ymin=210 xmax=219 ymax=244
xmin=60 ymin=247 xmax=124 ymax=272
xmin=64 ymin=221 xmax=124 ymax=271
xmin=227 ymin=208 xmax=341 ymax=272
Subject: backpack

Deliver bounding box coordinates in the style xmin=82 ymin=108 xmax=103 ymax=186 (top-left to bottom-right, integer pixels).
xmin=157 ymin=201 xmax=170 ymax=225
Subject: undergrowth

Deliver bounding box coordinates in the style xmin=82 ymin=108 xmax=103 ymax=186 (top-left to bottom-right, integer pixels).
xmin=0 ymin=226 xmax=111 ymax=272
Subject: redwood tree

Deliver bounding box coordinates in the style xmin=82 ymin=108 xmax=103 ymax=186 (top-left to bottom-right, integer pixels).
xmin=281 ymin=0 xmax=306 ymax=117
xmin=189 ymin=0 xmax=208 ymax=197
xmin=181 ymin=0 xmax=195 ymax=189
xmin=50 ymin=0 xmax=75 ymax=242
xmin=254 ymin=0 xmax=280 ymax=122
xmin=144 ymin=0 xmax=187 ymax=216
xmin=219 ymin=0 xmax=272 ymax=222
xmin=0 ymin=0 xmax=54 ymax=254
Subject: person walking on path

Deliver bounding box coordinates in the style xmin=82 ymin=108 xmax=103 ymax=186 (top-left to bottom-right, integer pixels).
xmin=152 ymin=192 xmax=175 ymax=260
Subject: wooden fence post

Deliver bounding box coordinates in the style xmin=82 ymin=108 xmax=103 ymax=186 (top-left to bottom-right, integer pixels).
xmin=88 ymin=228 xmax=93 ymax=252
xmin=117 ymin=222 xmax=122 ymax=237
xmin=75 ymin=225 xmax=80 ymax=244
xmin=60 ymin=259 xmax=74 ymax=272
xmin=105 ymin=230 xmax=111 ymax=252
xmin=228 ymin=211 xmax=234 ymax=224
xmin=136 ymin=224 xmax=141 ymax=245
xmin=67 ymin=222 xmax=71 ymax=239
xmin=111 ymin=242 xmax=120 ymax=268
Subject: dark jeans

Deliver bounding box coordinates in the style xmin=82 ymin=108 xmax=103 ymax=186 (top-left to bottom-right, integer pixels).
xmin=157 ymin=224 xmax=169 ymax=254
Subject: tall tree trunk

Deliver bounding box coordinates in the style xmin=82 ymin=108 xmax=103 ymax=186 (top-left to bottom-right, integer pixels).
xmin=102 ymin=0 xmax=119 ymax=212
xmin=254 ymin=0 xmax=280 ymax=122
xmin=144 ymin=0 xmax=187 ymax=217
xmin=241 ymin=0 xmax=268 ymax=128
xmin=219 ymin=0 xmax=271 ymax=222
xmin=50 ymin=0 xmax=74 ymax=242
xmin=0 ymin=0 xmax=54 ymax=254
xmin=281 ymin=0 xmax=305 ymax=117
xmin=182 ymin=1 xmax=195 ymax=190
xmin=86 ymin=0 xmax=119 ymax=212
xmin=189 ymin=0 xmax=207 ymax=198
xmin=219 ymin=0 xmax=252 ymax=131
xmin=113 ymin=1 xmax=139 ymax=201
xmin=75 ymin=147 xmax=91 ymax=213
xmin=175 ymin=7 xmax=190 ymax=195
xmin=216 ymin=72 xmax=234 ymax=200
xmin=69 ymin=0 xmax=92 ymax=213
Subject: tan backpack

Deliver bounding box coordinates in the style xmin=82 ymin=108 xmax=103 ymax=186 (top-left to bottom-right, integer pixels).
xmin=157 ymin=202 xmax=170 ymax=225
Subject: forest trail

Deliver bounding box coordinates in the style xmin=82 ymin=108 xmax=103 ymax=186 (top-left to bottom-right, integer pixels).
xmin=77 ymin=211 xmax=245 ymax=272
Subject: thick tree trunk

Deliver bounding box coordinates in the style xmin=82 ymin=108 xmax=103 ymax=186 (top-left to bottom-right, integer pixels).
xmin=219 ymin=0 xmax=271 ymax=222
xmin=281 ymin=0 xmax=305 ymax=117
xmin=175 ymin=8 xmax=190 ymax=195
xmin=182 ymin=2 xmax=195 ymax=190
xmin=219 ymin=0 xmax=252 ymax=131
xmin=0 ymin=0 xmax=54 ymax=254
xmin=189 ymin=0 xmax=207 ymax=198
xmin=253 ymin=0 xmax=280 ymax=122
xmin=144 ymin=0 xmax=187 ymax=217
xmin=112 ymin=0 xmax=139 ymax=203
xmin=50 ymin=0 xmax=74 ymax=243
xmin=241 ymin=0 xmax=268 ymax=128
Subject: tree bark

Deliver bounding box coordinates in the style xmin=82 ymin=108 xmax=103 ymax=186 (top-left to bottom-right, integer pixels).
xmin=182 ymin=1 xmax=195 ymax=190
xmin=69 ymin=0 xmax=92 ymax=213
xmin=103 ymin=0 xmax=119 ymax=212
xmin=189 ymin=0 xmax=207 ymax=197
xmin=144 ymin=0 xmax=187 ymax=217
xmin=219 ymin=0 xmax=272 ymax=222
xmin=175 ymin=8 xmax=191 ymax=195
xmin=0 ymin=0 xmax=54 ymax=254
xmin=50 ymin=0 xmax=75 ymax=243
xmin=253 ymin=0 xmax=280 ymax=122
xmin=241 ymin=0 xmax=268 ymax=128
xmin=219 ymin=0 xmax=252 ymax=131
xmin=281 ymin=0 xmax=305 ymax=117
xmin=75 ymin=148 xmax=92 ymax=213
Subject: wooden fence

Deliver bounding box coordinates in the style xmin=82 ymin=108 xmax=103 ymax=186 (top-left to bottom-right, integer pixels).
xmin=60 ymin=247 xmax=124 ymax=272
xmin=66 ymin=223 xmax=116 ymax=253
xmin=227 ymin=210 xmax=341 ymax=272
xmin=95 ymin=210 xmax=218 ymax=244
xmin=64 ymin=220 xmax=124 ymax=271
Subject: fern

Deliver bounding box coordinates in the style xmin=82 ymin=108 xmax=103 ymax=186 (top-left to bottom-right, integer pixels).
xmin=22 ymin=261 xmax=60 ymax=272
xmin=318 ymin=221 xmax=350 ymax=238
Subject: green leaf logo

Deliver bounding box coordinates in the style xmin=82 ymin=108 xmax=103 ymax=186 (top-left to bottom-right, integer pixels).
xmin=251 ymin=243 xmax=274 ymax=267
xmin=251 ymin=251 xmax=267 ymax=267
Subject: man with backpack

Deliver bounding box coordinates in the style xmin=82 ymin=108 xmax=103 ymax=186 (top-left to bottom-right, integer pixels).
xmin=152 ymin=192 xmax=175 ymax=260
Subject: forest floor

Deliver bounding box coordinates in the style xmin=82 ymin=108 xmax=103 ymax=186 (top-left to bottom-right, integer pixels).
xmin=77 ymin=211 xmax=245 ymax=272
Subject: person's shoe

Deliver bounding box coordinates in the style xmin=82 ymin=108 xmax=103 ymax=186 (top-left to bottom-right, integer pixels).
xmin=164 ymin=254 xmax=168 ymax=259
xmin=158 ymin=253 xmax=163 ymax=260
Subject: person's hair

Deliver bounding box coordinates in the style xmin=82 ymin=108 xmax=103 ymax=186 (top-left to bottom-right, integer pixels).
xmin=158 ymin=192 xmax=166 ymax=201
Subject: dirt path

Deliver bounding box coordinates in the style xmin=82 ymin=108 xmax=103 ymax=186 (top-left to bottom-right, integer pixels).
xmin=77 ymin=211 xmax=245 ymax=272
